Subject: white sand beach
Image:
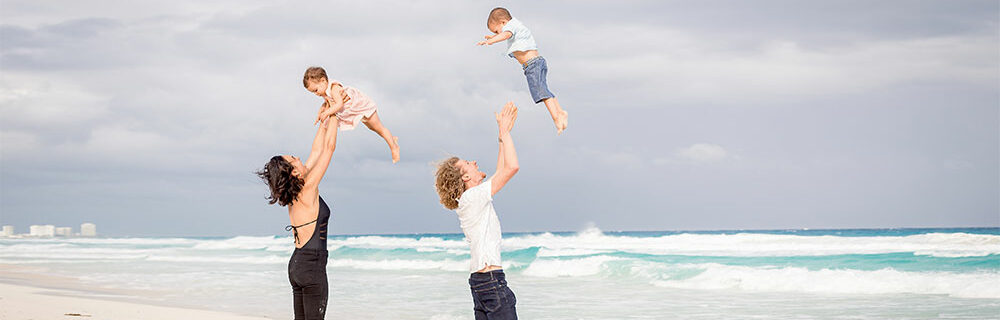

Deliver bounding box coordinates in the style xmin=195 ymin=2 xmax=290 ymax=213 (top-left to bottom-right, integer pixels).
xmin=0 ymin=282 xmax=272 ymax=320
xmin=0 ymin=265 xmax=271 ymax=320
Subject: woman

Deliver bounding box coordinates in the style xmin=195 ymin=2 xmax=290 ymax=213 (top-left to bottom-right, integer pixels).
xmin=257 ymin=113 xmax=339 ymax=320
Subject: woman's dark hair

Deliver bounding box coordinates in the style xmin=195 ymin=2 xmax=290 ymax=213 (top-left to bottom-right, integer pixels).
xmin=256 ymin=155 xmax=304 ymax=207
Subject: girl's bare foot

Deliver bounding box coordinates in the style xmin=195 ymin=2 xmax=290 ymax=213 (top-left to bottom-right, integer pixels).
xmin=390 ymin=136 xmax=400 ymax=163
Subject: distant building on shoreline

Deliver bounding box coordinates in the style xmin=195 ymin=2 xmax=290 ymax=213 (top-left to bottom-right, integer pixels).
xmin=55 ymin=227 xmax=73 ymax=237
xmin=29 ymin=225 xmax=55 ymax=237
xmin=81 ymin=223 xmax=97 ymax=237
xmin=1 ymin=223 xmax=97 ymax=238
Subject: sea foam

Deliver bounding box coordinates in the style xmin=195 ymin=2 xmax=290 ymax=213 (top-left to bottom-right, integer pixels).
xmin=503 ymin=228 xmax=1000 ymax=258
xmin=652 ymin=263 xmax=1000 ymax=299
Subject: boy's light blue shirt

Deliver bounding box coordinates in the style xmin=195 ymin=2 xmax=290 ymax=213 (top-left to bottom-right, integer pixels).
xmin=501 ymin=17 xmax=537 ymax=58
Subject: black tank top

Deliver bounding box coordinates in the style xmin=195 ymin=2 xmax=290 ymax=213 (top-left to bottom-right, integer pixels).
xmin=286 ymin=196 xmax=330 ymax=251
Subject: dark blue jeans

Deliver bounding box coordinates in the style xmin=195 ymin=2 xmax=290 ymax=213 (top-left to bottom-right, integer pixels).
xmin=469 ymin=270 xmax=518 ymax=320
xmin=288 ymin=248 xmax=328 ymax=320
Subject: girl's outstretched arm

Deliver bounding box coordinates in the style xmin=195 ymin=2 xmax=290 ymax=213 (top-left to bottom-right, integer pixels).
xmin=317 ymin=84 xmax=346 ymax=120
xmin=491 ymin=102 xmax=519 ymax=196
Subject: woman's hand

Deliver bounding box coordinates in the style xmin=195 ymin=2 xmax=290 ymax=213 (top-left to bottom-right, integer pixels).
xmin=315 ymin=101 xmax=329 ymax=125
xmin=317 ymin=104 xmax=338 ymax=125
xmin=314 ymin=90 xmax=351 ymax=125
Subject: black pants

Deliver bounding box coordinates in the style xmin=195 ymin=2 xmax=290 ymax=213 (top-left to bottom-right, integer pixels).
xmin=288 ymin=248 xmax=328 ymax=320
xmin=469 ymin=270 xmax=517 ymax=320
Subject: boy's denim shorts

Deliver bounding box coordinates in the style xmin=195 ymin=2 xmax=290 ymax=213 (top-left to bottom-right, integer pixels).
xmin=523 ymin=56 xmax=555 ymax=103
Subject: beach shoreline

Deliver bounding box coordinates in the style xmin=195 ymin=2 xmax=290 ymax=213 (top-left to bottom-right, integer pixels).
xmin=1 ymin=229 xmax=997 ymax=319
xmin=0 ymin=264 xmax=272 ymax=320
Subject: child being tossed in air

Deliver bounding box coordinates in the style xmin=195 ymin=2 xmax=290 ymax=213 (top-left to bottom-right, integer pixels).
xmin=477 ymin=7 xmax=569 ymax=135
xmin=303 ymin=67 xmax=400 ymax=163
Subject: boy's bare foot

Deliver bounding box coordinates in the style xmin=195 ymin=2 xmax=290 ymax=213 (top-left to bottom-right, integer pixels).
xmin=390 ymin=136 xmax=400 ymax=163
xmin=555 ymin=110 xmax=569 ymax=135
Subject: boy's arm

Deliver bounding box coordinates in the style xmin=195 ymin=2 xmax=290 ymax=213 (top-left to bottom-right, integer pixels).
xmin=491 ymin=102 xmax=519 ymax=196
xmin=477 ymin=31 xmax=512 ymax=46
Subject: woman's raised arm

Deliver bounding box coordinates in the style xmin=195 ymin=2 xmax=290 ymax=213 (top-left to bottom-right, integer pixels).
xmin=303 ymin=117 xmax=340 ymax=189
xmin=304 ymin=102 xmax=331 ymax=170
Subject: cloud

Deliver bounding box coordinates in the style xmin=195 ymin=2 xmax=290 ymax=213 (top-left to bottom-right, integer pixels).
xmin=558 ymin=31 xmax=998 ymax=107
xmin=676 ymin=143 xmax=729 ymax=163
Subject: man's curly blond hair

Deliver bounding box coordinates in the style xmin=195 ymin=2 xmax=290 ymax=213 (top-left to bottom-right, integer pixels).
xmin=435 ymin=157 xmax=466 ymax=210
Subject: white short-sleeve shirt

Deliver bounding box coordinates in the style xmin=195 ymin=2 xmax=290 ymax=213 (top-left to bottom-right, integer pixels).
xmin=455 ymin=177 xmax=503 ymax=272
xmin=501 ymin=17 xmax=538 ymax=58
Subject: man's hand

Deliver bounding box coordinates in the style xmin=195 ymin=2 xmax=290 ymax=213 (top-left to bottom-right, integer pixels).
xmin=490 ymin=101 xmax=520 ymax=197
xmin=495 ymin=101 xmax=518 ymax=134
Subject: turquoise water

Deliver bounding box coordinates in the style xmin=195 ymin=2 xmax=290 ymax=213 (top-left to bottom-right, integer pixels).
xmin=1 ymin=227 xmax=998 ymax=319
xmin=331 ymin=228 xmax=1000 ymax=274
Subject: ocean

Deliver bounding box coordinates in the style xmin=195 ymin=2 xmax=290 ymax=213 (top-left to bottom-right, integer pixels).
xmin=1 ymin=227 xmax=998 ymax=319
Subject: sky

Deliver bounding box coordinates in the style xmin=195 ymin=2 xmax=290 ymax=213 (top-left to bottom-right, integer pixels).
xmin=1 ymin=0 xmax=997 ymax=237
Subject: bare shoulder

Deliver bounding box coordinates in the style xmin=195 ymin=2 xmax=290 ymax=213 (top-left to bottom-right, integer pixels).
xmin=288 ymin=191 xmax=319 ymax=221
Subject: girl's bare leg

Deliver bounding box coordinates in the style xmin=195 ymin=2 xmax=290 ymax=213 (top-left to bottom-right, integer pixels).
xmin=542 ymin=97 xmax=568 ymax=135
xmin=362 ymin=111 xmax=400 ymax=163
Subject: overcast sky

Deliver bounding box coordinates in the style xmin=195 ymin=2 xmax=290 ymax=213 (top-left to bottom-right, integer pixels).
xmin=1 ymin=1 xmax=997 ymax=236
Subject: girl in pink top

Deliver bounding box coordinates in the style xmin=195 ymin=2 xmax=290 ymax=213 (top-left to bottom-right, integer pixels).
xmin=303 ymin=66 xmax=400 ymax=163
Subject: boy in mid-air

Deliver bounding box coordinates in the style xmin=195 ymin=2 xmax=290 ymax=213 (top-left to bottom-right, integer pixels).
xmin=478 ymin=7 xmax=569 ymax=135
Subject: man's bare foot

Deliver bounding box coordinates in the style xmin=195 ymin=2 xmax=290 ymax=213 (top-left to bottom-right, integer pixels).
xmin=390 ymin=136 xmax=400 ymax=163
xmin=555 ymin=110 xmax=569 ymax=135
